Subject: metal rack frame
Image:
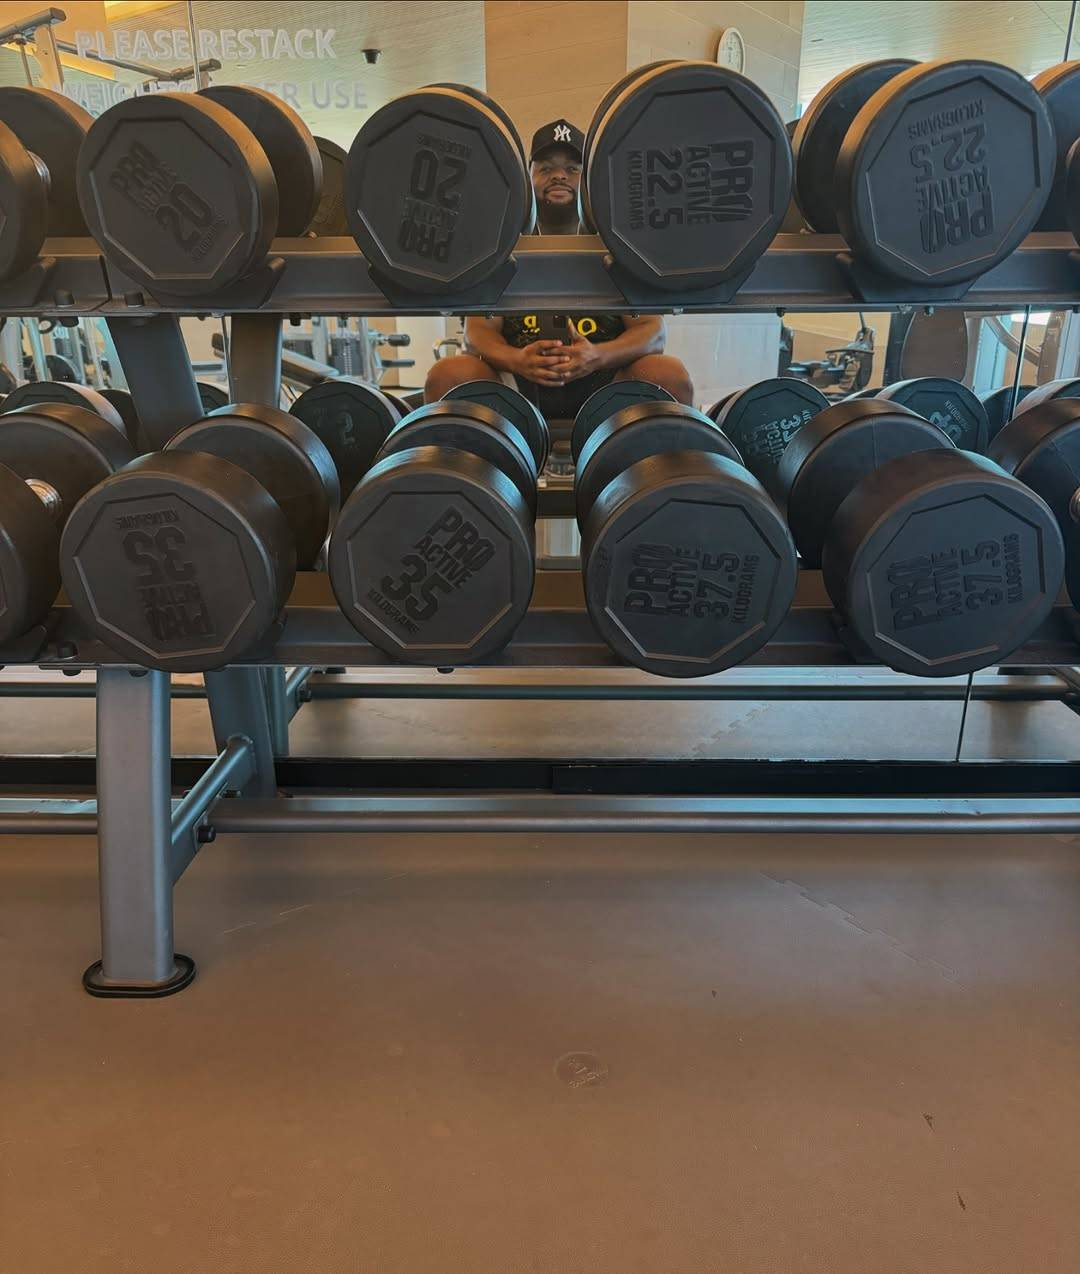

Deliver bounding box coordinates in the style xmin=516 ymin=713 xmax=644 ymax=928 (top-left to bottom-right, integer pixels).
xmin=4 ymin=233 xmax=1080 ymax=318
xmin=2 ymin=237 xmax=1079 ymax=995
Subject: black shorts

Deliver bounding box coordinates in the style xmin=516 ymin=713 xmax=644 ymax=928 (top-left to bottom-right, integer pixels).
xmin=513 ymin=367 xmax=614 ymax=421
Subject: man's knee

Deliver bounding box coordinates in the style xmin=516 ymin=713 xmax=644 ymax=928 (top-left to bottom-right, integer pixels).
xmin=424 ymin=354 xmax=501 ymax=402
xmin=618 ymin=354 xmax=694 ymax=405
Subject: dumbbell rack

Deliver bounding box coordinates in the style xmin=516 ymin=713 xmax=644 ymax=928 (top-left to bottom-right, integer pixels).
xmin=6 ymin=233 xmax=1080 ymax=997
xmin=7 ymin=232 xmax=1080 ymax=316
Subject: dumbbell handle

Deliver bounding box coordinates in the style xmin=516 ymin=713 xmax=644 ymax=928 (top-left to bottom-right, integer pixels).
xmin=25 ymin=476 xmax=62 ymax=519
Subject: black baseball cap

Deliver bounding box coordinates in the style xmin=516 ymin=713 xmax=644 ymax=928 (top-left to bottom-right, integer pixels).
xmin=529 ymin=119 xmax=585 ymax=164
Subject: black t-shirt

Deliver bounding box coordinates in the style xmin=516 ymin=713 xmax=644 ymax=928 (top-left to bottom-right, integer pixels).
xmin=501 ymin=312 xmax=625 ymax=348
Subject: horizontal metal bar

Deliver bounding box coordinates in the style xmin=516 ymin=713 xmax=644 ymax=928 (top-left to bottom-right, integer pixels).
xmin=170 ymin=735 xmax=254 ymax=883
xmin=208 ymin=795 xmax=1080 ymax=834
xmin=6 ymin=795 xmax=1080 ymax=836
xmin=3 ymin=233 xmax=1080 ymax=318
xmin=30 ymin=570 xmax=1080 ymax=671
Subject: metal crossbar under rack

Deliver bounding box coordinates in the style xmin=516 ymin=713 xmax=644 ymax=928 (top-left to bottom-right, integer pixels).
xmin=5 ymin=233 xmax=1080 ymax=317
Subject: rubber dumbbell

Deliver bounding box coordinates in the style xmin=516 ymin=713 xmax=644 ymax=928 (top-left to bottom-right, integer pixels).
xmin=841 ymin=378 xmax=988 ymax=452
xmin=2 ymin=380 xmax=129 ymax=440
xmin=60 ymin=404 xmax=340 ymax=670
xmin=345 ymin=85 xmax=532 ymax=298
xmin=0 ymin=86 xmax=92 ymax=284
xmin=441 ymin=380 xmax=550 ymax=474
xmin=328 ymin=401 xmax=537 ymax=665
xmin=571 ymin=379 xmax=675 ymax=463
xmin=93 ymin=381 xmax=230 ymax=451
xmin=986 ymin=397 xmax=1080 ymax=605
xmin=981 ymin=384 xmax=1034 ymax=442
xmin=0 ymin=403 xmax=134 ymax=644
xmin=575 ymin=401 xmax=797 ymax=677
xmin=776 ymin=399 xmax=1064 ymax=676
xmin=1008 ymin=378 xmax=1080 ymax=418
xmin=77 ymin=85 xmax=323 ymax=297
xmin=831 ymin=61 xmax=1052 ymax=287
xmin=708 ymin=378 xmax=830 ymax=494
xmin=291 ymin=377 xmax=401 ymax=496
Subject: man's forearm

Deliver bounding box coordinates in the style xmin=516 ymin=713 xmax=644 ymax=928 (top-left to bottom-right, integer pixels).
xmin=464 ymin=328 xmax=522 ymax=375
xmin=590 ymin=322 xmax=665 ymax=370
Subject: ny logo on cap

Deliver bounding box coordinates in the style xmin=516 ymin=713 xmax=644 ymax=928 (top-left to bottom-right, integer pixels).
xmin=553 ymin=123 xmax=572 ymax=143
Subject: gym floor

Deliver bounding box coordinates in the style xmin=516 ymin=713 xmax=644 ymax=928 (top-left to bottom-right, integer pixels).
xmin=2 ymin=670 xmax=1080 ymax=1273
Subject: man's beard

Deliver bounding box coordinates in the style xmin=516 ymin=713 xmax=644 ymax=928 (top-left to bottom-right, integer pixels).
xmin=539 ymin=189 xmax=579 ymax=230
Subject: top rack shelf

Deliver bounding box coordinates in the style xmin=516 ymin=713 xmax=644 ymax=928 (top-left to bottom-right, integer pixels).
xmin=6 ymin=232 xmax=1080 ymax=319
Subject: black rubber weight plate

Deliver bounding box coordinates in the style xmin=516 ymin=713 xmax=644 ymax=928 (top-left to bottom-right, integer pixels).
xmin=0 ymin=86 xmax=92 ymax=235
xmin=835 ymin=59 xmax=1054 ymax=285
xmin=345 ymin=87 xmax=528 ymax=295
xmin=1011 ymin=377 xmax=1080 ymax=417
xmin=1 ymin=380 xmax=127 ymax=436
xmin=580 ymin=450 xmax=797 ymax=678
xmin=291 ymin=378 xmax=399 ymax=496
xmin=587 ymin=61 xmax=792 ymax=291
xmin=823 ymin=449 xmax=1064 ymax=677
xmin=792 ymin=59 xmax=915 ymax=233
xmin=328 ymin=446 xmax=535 ymax=665
xmin=197 ymin=382 xmax=230 ymax=412
xmin=1032 ymin=61 xmax=1080 ymax=231
xmin=199 ymin=84 xmax=321 ymax=236
xmin=981 ymin=383 xmax=1034 ymax=441
xmin=713 ymin=378 xmax=829 ymax=493
xmin=442 ymin=380 xmax=549 ymax=471
xmin=76 ymin=92 xmax=278 ymax=297
xmin=0 ymin=120 xmax=47 ymax=281
xmin=309 ymin=137 xmax=348 ymax=235
xmin=875 ymin=378 xmax=989 ymax=452
xmin=572 ymin=379 xmax=675 ymax=463
xmin=579 ymin=62 xmax=676 ymax=230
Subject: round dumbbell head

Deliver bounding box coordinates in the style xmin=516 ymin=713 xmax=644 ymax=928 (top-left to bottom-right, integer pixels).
xmin=0 ymin=120 xmax=48 ymax=282
xmin=835 ymin=60 xmax=1054 ymax=285
xmin=579 ymin=61 xmax=678 ymax=230
xmin=1032 ymin=61 xmax=1080 ymax=231
xmin=575 ymin=401 xmax=741 ymax=525
xmin=1009 ymin=377 xmax=1080 ymax=417
xmin=0 ymin=403 xmax=134 ymax=644
xmin=381 ymin=401 xmax=537 ymax=515
xmin=76 ymin=92 xmax=279 ymax=297
xmin=290 ymin=378 xmax=400 ymax=496
xmin=586 ymin=60 xmax=792 ymax=291
xmin=99 ymin=388 xmax=141 ymax=446
xmin=874 ymin=378 xmax=988 ymax=452
xmin=712 ymin=377 xmax=829 ymax=493
xmin=165 ymin=403 xmax=339 ymax=568
xmin=308 ymin=136 xmax=348 ymax=235
xmin=823 ymin=448 xmax=1064 ymax=677
xmin=345 ymin=86 xmax=529 ymax=295
xmin=199 ymin=84 xmax=322 ymax=237
xmin=0 ymin=86 xmax=93 ymax=236
xmin=705 ymin=389 xmax=740 ymax=421
xmin=987 ymin=397 xmax=1080 ymax=532
xmin=0 ymin=463 xmax=61 ymax=643
xmin=442 ymin=380 xmax=549 ymax=471
xmin=572 ymin=379 xmax=676 ymax=463
xmin=0 ymin=402 xmax=134 ymax=513
xmin=580 ymin=450 xmax=797 ymax=678
xmin=60 ymin=450 xmax=295 ymax=672
xmin=2 ymin=380 xmax=128 ymax=438
xmin=776 ymin=398 xmax=953 ymax=567
xmin=328 ymin=444 xmax=535 ymax=665
xmin=981 ymin=384 xmax=1034 ymax=442
xmin=197 ymin=381 xmax=230 ymax=412
xmin=429 ymin=83 xmax=535 ymax=230
xmin=791 ymin=60 xmax=916 ymax=233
